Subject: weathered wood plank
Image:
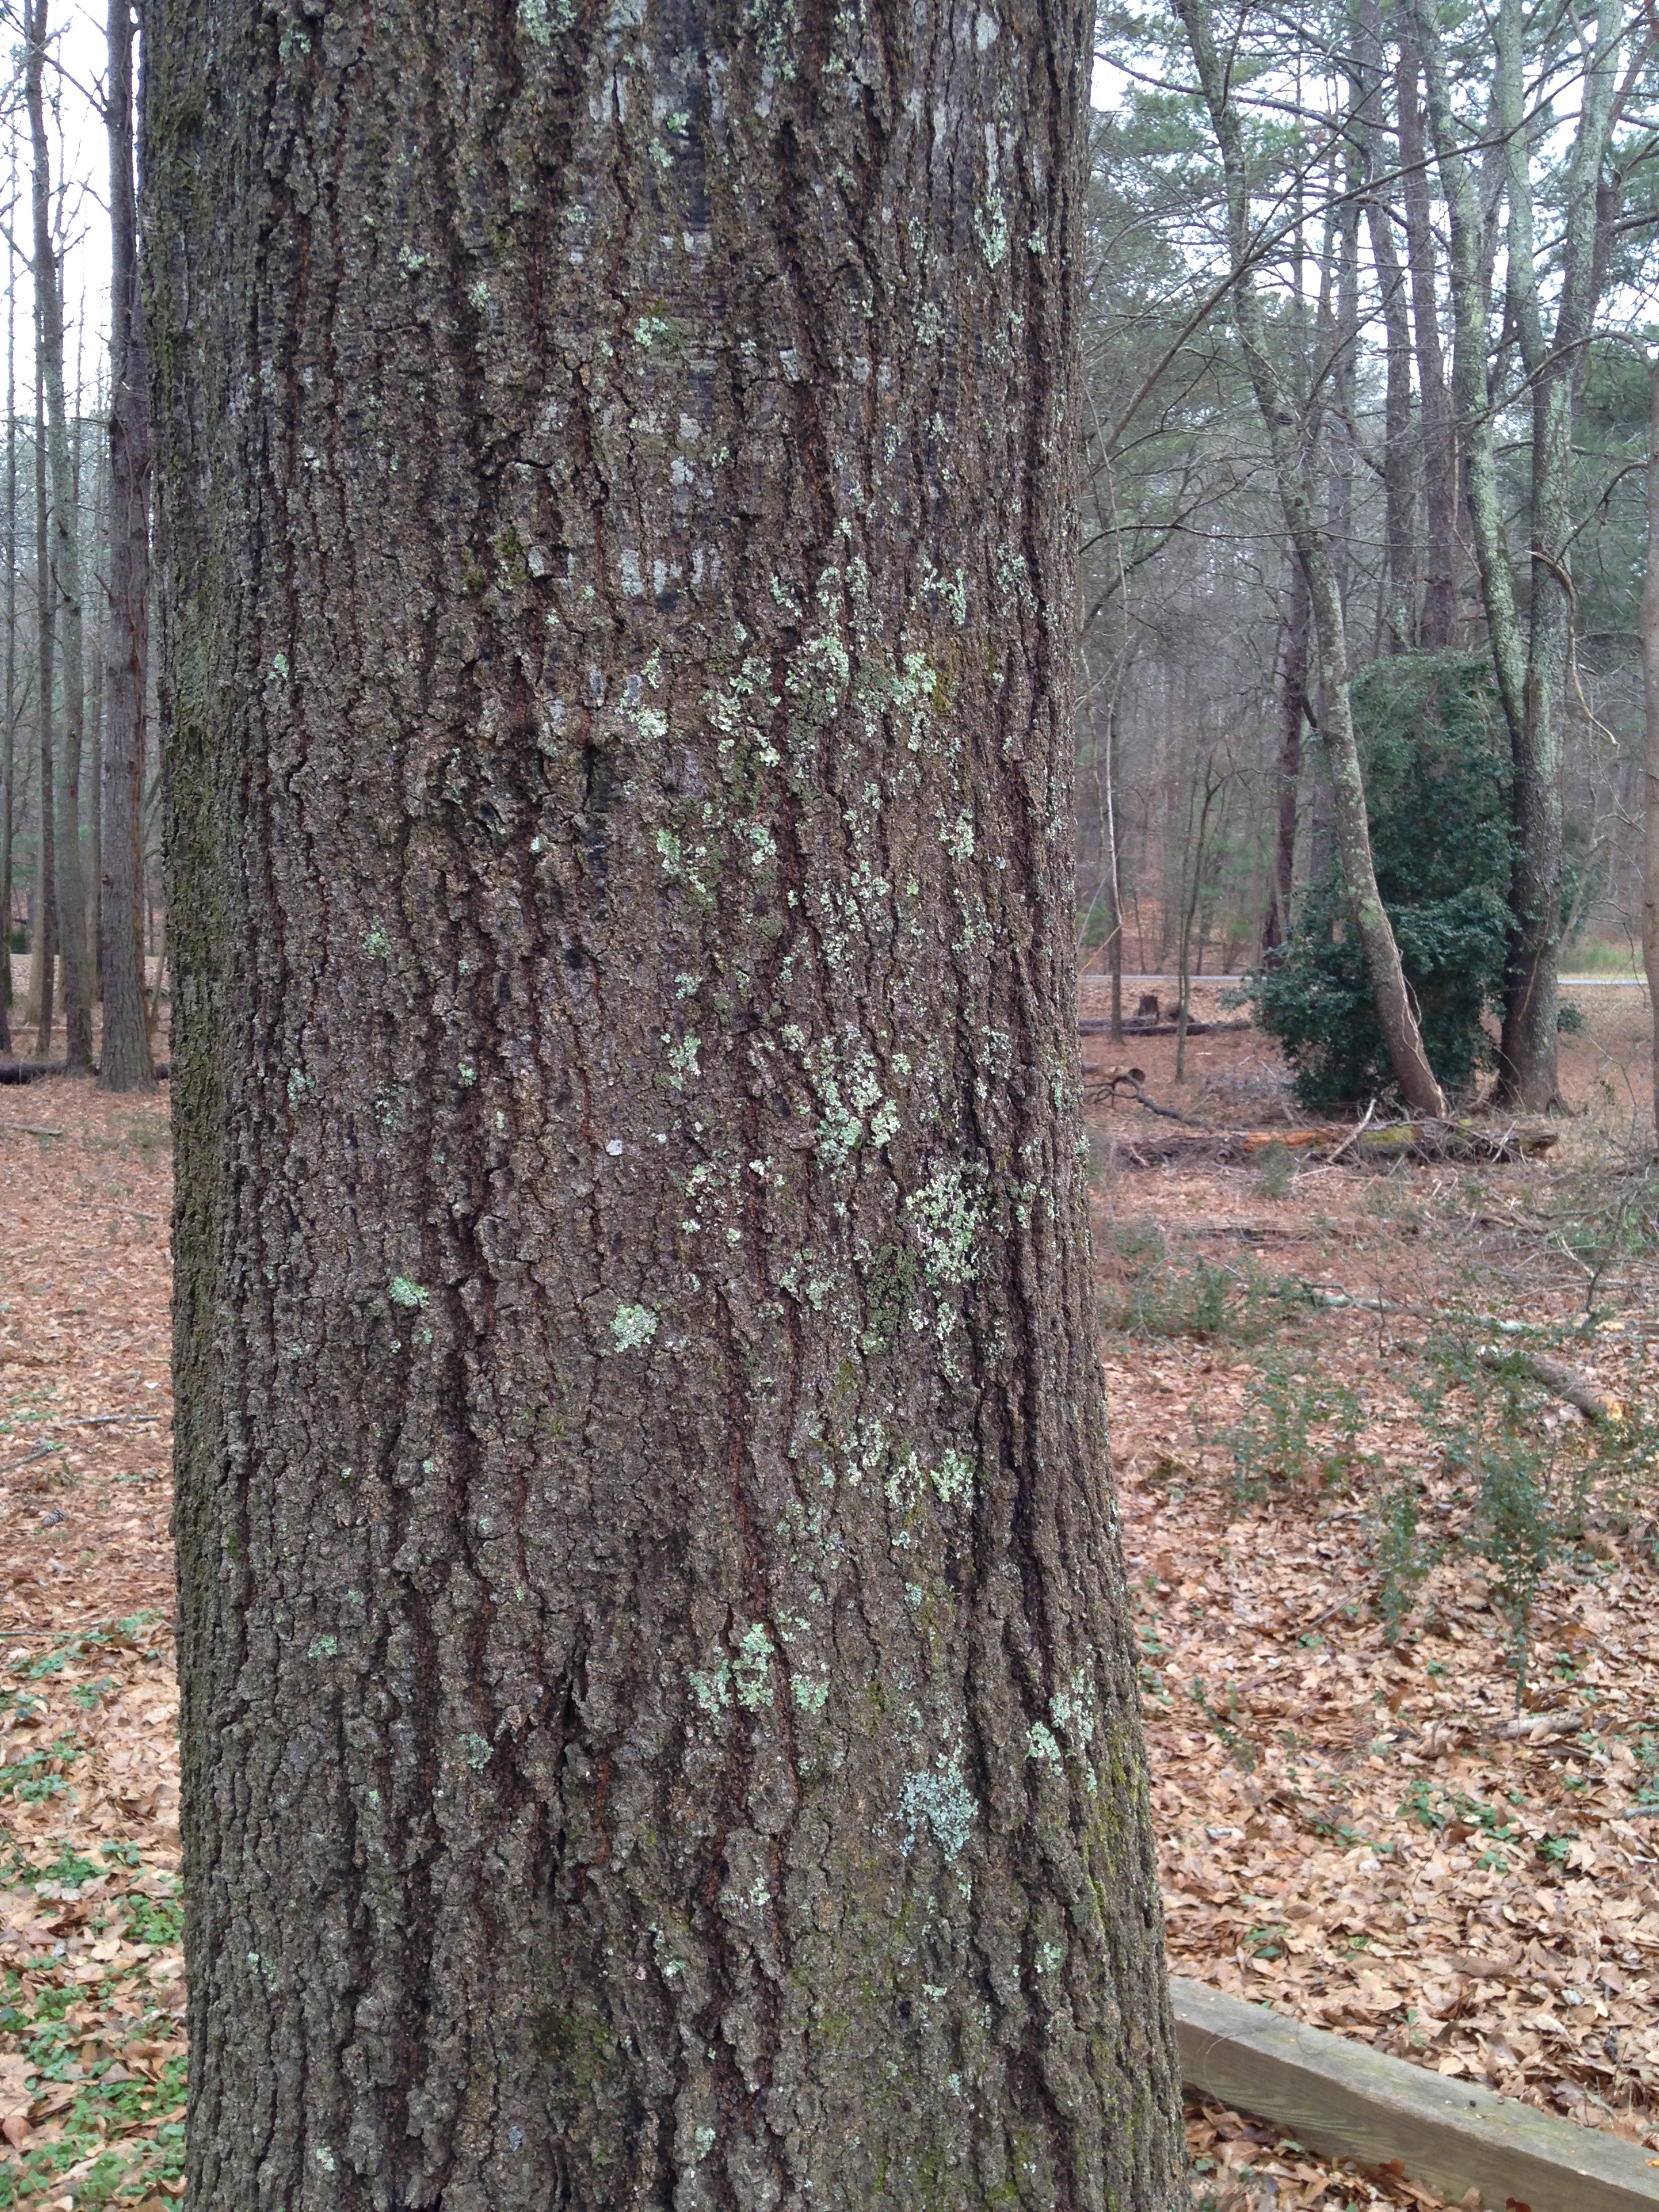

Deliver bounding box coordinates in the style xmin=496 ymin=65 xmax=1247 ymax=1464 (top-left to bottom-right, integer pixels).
xmin=1172 ymin=1977 xmax=1659 ymax=2212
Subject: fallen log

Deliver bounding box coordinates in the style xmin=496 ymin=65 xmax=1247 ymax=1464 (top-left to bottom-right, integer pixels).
xmin=1078 ymin=1016 xmax=1252 ymax=1039
xmin=1173 ymin=1975 xmax=1659 ymax=2212
xmin=1097 ymin=1118 xmax=1558 ymax=1168
xmin=1478 ymin=1346 xmax=1622 ymax=1422
xmin=0 ymin=1060 xmax=169 ymax=1086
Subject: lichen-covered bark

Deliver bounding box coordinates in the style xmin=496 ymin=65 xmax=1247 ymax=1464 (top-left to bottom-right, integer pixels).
xmin=144 ymin=3 xmax=1185 ymax=2206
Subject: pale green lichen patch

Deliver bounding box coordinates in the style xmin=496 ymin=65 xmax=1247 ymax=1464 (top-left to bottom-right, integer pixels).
xmin=930 ymin=1448 xmax=975 ymax=1506
xmin=899 ymin=1753 xmax=976 ymax=1860
xmin=362 ymin=919 xmax=392 ymax=957
xmin=792 ymin=1674 xmax=830 ymax=1713
xmin=462 ymin=1732 xmax=492 ymax=1770
xmin=611 ymin=1303 xmax=659 ymax=1352
xmin=388 ymin=1277 xmax=429 ymax=1310
xmin=905 ymin=1164 xmax=985 ymax=1285
xmin=1026 ymin=1721 xmax=1061 ymax=1765
xmin=937 ymin=811 xmax=975 ymax=863
xmin=664 ymin=1035 xmax=701 ymax=1090
xmin=689 ymin=1658 xmax=731 ymax=1715
xmin=732 ymin=1622 xmax=775 ymax=1710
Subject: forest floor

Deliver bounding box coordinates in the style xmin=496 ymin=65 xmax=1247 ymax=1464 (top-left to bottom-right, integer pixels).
xmin=1 ymin=980 xmax=1657 ymax=2208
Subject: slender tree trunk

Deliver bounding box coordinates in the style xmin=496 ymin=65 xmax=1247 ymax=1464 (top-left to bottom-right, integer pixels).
xmin=1397 ymin=33 xmax=1459 ymax=651
xmin=30 ymin=352 xmax=54 ymax=1061
xmin=1404 ymin=0 xmax=1530 ymax=747
xmin=1105 ymin=704 xmax=1124 ymax=1043
xmin=101 ymin=0 xmax=154 ymax=1090
xmin=146 ymin=2 xmax=1187 ymax=2204
xmin=1264 ymin=560 xmax=1309 ymax=956
xmin=1327 ymin=156 xmax=1361 ymax=619
xmin=1643 ymin=356 xmax=1659 ymax=1146
xmin=84 ymin=399 xmax=106 ymax=998
xmin=28 ymin=0 xmax=91 ymax=1073
xmin=1488 ymin=0 xmax=1622 ymax=1108
xmin=1178 ymin=0 xmax=1446 ymax=1116
xmin=1357 ymin=0 xmax=1414 ymax=653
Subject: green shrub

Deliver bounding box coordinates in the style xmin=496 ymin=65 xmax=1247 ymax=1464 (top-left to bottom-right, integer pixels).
xmin=1250 ymin=652 xmax=1513 ymax=1111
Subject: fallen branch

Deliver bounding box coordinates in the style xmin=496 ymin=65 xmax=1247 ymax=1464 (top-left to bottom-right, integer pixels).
xmin=1478 ymin=1347 xmax=1622 ymax=1422
xmin=1079 ymin=1016 xmax=1252 ymax=1039
xmin=0 ymin=1061 xmax=168 ymax=1088
xmin=1083 ymin=1066 xmax=1212 ymax=1127
xmin=0 ymin=1444 xmax=63 ymax=1478
xmin=1096 ymin=1117 xmax=1559 ymax=1169
xmin=43 ymin=1411 xmax=163 ymax=1432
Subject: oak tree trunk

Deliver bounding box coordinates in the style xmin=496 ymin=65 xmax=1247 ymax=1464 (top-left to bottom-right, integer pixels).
xmin=100 ymin=0 xmax=154 ymax=1092
xmin=145 ymin=2 xmax=1187 ymax=2206
xmin=1642 ymin=356 xmax=1659 ymax=1146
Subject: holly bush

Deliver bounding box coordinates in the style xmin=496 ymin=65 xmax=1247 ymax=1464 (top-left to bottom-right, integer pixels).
xmin=1252 ymin=652 xmax=1513 ymax=1111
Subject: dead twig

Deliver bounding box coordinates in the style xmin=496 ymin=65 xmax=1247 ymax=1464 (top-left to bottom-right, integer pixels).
xmin=1324 ymin=1096 xmax=1378 ymax=1167
xmin=0 ymin=1443 xmax=63 ymax=1478
xmin=43 ymin=1412 xmax=163 ymax=1432
xmin=1086 ymin=1067 xmax=1213 ymax=1128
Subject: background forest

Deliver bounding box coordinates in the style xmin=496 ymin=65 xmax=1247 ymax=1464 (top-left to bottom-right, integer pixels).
xmin=4 ymin=0 xmax=1659 ymax=1116
xmin=1080 ymin=0 xmax=1659 ymax=1112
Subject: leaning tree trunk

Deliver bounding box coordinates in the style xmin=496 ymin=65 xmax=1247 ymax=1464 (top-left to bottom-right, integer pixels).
xmin=1177 ymin=0 xmax=1446 ymax=1117
xmin=27 ymin=0 xmax=91 ymax=1074
xmin=99 ymin=0 xmax=153 ymax=1092
xmin=144 ymin=3 xmax=1187 ymax=2207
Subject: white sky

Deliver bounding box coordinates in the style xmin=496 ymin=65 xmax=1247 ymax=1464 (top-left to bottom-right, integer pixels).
xmin=1 ymin=0 xmax=115 ymax=420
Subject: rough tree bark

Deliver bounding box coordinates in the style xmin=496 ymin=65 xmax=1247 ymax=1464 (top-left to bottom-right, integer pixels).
xmin=0 ymin=272 xmax=12 ymax=1058
xmin=144 ymin=1 xmax=1187 ymax=2206
xmin=100 ymin=0 xmax=153 ymax=1092
xmin=1177 ymin=0 xmax=1446 ymax=1116
xmin=1643 ymin=356 xmax=1659 ymax=1146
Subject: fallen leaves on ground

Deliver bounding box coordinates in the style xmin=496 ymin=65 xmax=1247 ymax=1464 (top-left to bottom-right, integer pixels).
xmin=1 ymin=1084 xmax=181 ymax=2209
xmin=7 ymin=985 xmax=1659 ymax=2210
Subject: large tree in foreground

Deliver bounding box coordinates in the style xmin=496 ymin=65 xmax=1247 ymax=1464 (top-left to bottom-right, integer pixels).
xmin=145 ymin=1 xmax=1185 ymax=2203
